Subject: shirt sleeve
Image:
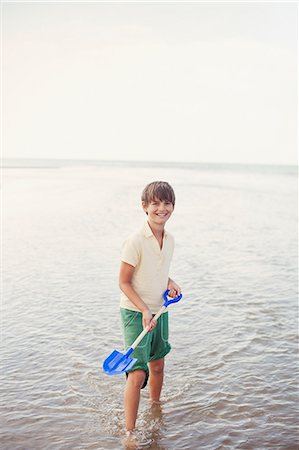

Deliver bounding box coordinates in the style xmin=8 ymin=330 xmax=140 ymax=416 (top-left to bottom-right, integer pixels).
xmin=121 ymin=236 xmax=140 ymax=267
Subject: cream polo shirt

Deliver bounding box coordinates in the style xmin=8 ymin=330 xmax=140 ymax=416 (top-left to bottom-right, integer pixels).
xmin=120 ymin=221 xmax=175 ymax=314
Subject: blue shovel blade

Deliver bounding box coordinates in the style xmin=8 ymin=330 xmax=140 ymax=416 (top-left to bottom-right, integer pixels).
xmin=103 ymin=349 xmax=137 ymax=375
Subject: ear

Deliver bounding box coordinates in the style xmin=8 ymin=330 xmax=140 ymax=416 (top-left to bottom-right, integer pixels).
xmin=142 ymin=201 xmax=148 ymax=214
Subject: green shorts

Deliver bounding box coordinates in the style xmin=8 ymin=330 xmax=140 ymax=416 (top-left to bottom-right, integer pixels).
xmin=120 ymin=308 xmax=171 ymax=379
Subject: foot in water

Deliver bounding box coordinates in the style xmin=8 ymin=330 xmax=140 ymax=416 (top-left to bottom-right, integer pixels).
xmin=122 ymin=429 xmax=153 ymax=449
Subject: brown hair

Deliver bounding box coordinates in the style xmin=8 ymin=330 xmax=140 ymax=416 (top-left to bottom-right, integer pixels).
xmin=141 ymin=181 xmax=175 ymax=206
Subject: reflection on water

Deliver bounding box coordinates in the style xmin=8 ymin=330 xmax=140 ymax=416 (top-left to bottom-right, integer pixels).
xmin=2 ymin=161 xmax=298 ymax=449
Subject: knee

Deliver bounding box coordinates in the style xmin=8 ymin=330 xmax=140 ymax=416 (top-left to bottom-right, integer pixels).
xmin=127 ymin=370 xmax=146 ymax=389
xmin=150 ymin=360 xmax=164 ymax=375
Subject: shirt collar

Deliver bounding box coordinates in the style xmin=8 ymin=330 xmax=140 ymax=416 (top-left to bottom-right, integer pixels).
xmin=143 ymin=221 xmax=168 ymax=238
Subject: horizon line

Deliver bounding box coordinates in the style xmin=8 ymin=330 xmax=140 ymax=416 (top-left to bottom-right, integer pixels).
xmin=2 ymin=156 xmax=298 ymax=168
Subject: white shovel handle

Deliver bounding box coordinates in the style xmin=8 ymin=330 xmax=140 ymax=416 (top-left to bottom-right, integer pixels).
xmin=130 ymin=305 xmax=167 ymax=350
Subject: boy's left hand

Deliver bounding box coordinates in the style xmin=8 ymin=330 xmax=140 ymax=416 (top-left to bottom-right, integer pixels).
xmin=167 ymin=279 xmax=181 ymax=298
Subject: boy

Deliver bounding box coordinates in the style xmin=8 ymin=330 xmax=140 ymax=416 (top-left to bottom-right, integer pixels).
xmin=119 ymin=181 xmax=181 ymax=448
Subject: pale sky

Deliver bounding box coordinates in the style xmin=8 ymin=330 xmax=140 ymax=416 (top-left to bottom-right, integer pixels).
xmin=2 ymin=1 xmax=297 ymax=165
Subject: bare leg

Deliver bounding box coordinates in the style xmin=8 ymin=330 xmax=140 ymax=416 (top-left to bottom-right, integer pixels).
xmin=149 ymin=358 xmax=164 ymax=403
xmin=124 ymin=370 xmax=146 ymax=431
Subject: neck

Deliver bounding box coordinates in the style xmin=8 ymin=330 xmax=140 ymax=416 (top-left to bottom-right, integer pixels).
xmin=147 ymin=220 xmax=165 ymax=238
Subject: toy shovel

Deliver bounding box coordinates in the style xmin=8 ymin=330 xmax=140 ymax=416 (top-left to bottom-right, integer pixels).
xmin=102 ymin=289 xmax=183 ymax=375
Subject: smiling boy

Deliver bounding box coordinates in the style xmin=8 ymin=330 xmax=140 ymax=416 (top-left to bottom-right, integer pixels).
xmin=119 ymin=181 xmax=181 ymax=448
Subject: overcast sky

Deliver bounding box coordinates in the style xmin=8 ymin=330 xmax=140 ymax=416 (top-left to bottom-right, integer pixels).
xmin=3 ymin=1 xmax=297 ymax=165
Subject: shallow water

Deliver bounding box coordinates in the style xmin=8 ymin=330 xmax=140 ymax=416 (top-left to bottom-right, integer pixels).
xmin=1 ymin=160 xmax=298 ymax=449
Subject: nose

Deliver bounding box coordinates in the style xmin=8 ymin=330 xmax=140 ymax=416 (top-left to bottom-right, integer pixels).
xmin=157 ymin=203 xmax=167 ymax=212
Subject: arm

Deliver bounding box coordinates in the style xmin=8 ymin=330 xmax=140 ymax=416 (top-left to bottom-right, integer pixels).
xmin=167 ymin=277 xmax=181 ymax=298
xmin=119 ymin=261 xmax=157 ymax=330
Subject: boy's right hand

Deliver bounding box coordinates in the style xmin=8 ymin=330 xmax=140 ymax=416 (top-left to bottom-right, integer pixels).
xmin=142 ymin=309 xmax=157 ymax=332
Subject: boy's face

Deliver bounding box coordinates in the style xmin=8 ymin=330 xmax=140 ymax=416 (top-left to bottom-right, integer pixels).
xmin=142 ymin=197 xmax=174 ymax=225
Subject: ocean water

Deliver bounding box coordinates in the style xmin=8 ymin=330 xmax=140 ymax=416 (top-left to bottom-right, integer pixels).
xmin=1 ymin=159 xmax=298 ymax=450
